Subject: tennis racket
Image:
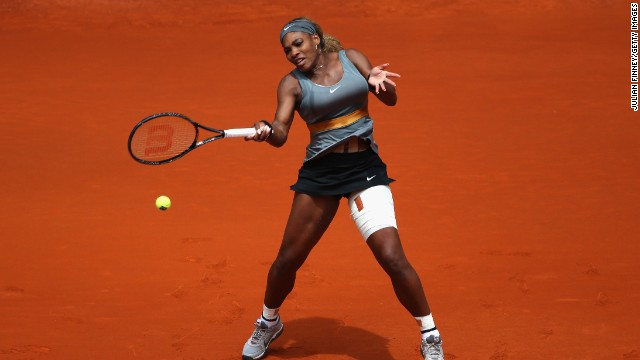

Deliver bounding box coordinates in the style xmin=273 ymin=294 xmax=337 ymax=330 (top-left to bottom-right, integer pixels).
xmin=128 ymin=112 xmax=256 ymax=165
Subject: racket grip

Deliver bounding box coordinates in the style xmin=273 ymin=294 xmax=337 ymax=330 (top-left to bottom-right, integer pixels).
xmin=224 ymin=128 xmax=257 ymax=138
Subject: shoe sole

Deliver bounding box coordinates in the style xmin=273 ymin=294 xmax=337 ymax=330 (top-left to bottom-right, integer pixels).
xmin=241 ymin=324 xmax=284 ymax=360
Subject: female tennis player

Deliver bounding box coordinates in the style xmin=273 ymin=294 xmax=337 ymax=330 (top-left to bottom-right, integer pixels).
xmin=241 ymin=17 xmax=444 ymax=360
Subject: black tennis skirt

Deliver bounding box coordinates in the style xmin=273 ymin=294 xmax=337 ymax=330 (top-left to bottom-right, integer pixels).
xmin=290 ymin=149 xmax=395 ymax=198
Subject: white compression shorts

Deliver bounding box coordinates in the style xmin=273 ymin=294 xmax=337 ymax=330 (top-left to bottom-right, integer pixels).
xmin=348 ymin=185 xmax=398 ymax=241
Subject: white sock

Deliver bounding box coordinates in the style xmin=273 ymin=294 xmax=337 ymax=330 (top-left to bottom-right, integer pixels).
xmin=261 ymin=305 xmax=280 ymax=327
xmin=415 ymin=314 xmax=440 ymax=340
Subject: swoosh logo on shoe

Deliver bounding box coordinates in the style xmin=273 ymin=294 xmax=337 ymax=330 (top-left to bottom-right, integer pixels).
xmin=329 ymin=85 xmax=342 ymax=94
xmin=367 ymin=175 xmax=376 ymax=181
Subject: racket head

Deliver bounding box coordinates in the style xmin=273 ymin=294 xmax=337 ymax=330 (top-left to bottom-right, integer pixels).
xmin=128 ymin=112 xmax=201 ymax=165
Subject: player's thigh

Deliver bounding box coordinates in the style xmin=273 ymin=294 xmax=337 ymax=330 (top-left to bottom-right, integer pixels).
xmin=348 ymin=185 xmax=398 ymax=241
xmin=277 ymin=192 xmax=340 ymax=259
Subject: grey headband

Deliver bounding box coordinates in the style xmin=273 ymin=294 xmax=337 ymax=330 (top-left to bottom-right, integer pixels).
xmin=279 ymin=19 xmax=316 ymax=43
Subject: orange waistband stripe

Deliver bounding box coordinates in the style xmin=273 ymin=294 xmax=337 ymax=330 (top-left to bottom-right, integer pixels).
xmin=307 ymin=107 xmax=368 ymax=133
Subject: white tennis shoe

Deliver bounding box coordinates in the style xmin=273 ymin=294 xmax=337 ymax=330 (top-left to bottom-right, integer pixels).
xmin=242 ymin=317 xmax=284 ymax=360
xmin=420 ymin=335 xmax=444 ymax=360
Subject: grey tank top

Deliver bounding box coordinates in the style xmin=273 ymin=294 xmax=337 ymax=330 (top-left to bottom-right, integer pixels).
xmin=292 ymin=50 xmax=378 ymax=162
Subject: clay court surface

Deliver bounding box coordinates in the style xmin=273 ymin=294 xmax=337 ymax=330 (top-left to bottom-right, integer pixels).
xmin=1 ymin=1 xmax=639 ymax=359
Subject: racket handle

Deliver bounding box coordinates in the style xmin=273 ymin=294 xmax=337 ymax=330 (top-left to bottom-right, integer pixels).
xmin=224 ymin=128 xmax=257 ymax=138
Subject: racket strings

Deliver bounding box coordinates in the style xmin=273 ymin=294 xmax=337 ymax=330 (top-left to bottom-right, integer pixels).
xmin=129 ymin=116 xmax=197 ymax=162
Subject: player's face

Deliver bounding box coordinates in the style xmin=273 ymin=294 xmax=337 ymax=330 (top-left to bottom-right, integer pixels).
xmin=281 ymin=32 xmax=320 ymax=72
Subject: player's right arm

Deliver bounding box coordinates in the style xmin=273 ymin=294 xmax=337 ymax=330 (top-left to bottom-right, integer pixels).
xmin=249 ymin=73 xmax=299 ymax=147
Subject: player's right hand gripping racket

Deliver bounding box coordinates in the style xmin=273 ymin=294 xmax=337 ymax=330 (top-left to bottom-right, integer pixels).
xmin=128 ymin=112 xmax=257 ymax=165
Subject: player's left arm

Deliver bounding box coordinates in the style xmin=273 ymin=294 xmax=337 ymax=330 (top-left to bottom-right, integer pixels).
xmin=345 ymin=48 xmax=400 ymax=106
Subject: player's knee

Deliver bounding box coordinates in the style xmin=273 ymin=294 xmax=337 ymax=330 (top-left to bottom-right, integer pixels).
xmin=377 ymin=250 xmax=411 ymax=277
xmin=272 ymin=251 xmax=305 ymax=274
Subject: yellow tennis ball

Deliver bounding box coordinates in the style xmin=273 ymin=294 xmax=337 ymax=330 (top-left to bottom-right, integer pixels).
xmin=155 ymin=195 xmax=171 ymax=211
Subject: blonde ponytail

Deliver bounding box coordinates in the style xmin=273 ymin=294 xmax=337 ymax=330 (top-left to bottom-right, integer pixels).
xmin=322 ymin=34 xmax=343 ymax=53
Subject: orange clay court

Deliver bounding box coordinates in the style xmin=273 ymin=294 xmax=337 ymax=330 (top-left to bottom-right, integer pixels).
xmin=1 ymin=1 xmax=639 ymax=359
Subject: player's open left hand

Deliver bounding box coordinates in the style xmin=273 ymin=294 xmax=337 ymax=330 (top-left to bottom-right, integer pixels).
xmin=368 ymin=63 xmax=400 ymax=94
